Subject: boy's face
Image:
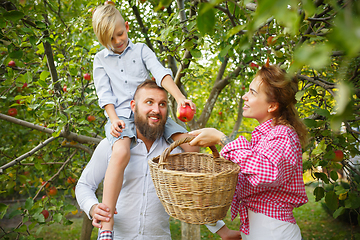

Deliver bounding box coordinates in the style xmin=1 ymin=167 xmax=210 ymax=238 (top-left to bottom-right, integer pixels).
xmin=111 ymin=16 xmax=129 ymax=54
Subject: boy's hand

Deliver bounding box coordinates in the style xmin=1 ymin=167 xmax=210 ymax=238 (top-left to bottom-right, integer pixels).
xmin=177 ymin=99 xmax=196 ymax=112
xmin=110 ymin=119 xmax=125 ymax=138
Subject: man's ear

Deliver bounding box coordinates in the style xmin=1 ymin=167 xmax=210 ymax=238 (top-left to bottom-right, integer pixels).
xmin=130 ymin=99 xmax=135 ymax=112
xmin=268 ymin=102 xmax=279 ymax=113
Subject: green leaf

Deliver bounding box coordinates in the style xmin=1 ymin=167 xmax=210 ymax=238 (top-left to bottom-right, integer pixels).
xmin=53 ymin=213 xmax=62 ymax=223
xmin=25 ymin=198 xmax=34 ymax=210
xmin=314 ymin=172 xmax=329 ymax=184
xmin=219 ymin=45 xmax=231 ymax=58
xmin=314 ymin=109 xmax=330 ymax=118
xmin=313 ymin=186 xmax=325 ymax=201
xmin=14 ymin=224 xmax=27 ymax=233
xmin=3 ymin=10 xmax=25 ymax=22
xmin=303 ymin=119 xmax=317 ymax=128
xmin=9 ymin=50 xmax=23 ymax=59
xmin=325 ymin=191 xmax=338 ymax=211
xmin=0 ymin=203 xmax=9 ymax=219
xmin=40 ymin=71 xmax=50 ymax=81
xmin=333 ymin=206 xmax=345 ymax=219
xmin=9 ymin=209 xmax=22 ymax=219
xmin=312 ymin=139 xmax=326 ymax=155
xmin=190 ymin=49 xmax=202 ymax=58
xmin=197 ymin=3 xmax=216 ymax=36
xmin=330 ymin=170 xmax=338 ymax=181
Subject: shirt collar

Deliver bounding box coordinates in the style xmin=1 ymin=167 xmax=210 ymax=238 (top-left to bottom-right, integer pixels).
xmin=253 ymin=118 xmax=273 ymax=136
xmin=104 ymin=39 xmax=133 ymax=57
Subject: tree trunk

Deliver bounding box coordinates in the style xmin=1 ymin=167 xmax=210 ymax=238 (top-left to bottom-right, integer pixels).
xmin=181 ymin=222 xmax=200 ymax=240
xmin=80 ymin=213 xmax=94 ymax=240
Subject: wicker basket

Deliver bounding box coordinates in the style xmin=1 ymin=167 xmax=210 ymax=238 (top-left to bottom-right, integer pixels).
xmin=148 ymin=136 xmax=240 ymax=224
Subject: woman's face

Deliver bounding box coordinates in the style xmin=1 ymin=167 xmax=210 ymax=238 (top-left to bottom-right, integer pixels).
xmin=242 ymin=76 xmax=278 ymax=124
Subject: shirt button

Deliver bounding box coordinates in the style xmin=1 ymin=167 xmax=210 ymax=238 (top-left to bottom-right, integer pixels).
xmin=121 ymin=69 xmax=123 ymax=72
xmin=125 ymin=81 xmax=127 ymax=83
xmin=143 ymin=193 xmax=145 ymax=196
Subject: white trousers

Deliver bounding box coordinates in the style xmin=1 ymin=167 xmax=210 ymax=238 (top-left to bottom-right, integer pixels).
xmin=241 ymin=209 xmax=302 ymax=240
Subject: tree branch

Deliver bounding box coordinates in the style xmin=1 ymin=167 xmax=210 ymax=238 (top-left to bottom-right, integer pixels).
xmin=0 ymin=136 xmax=58 ymax=173
xmin=0 ymin=113 xmax=101 ymax=143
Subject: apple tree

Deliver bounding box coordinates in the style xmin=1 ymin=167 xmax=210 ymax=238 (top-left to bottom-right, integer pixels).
xmin=0 ymin=0 xmax=360 ymax=239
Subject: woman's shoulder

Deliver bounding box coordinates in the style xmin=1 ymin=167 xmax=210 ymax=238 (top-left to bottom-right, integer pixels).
xmin=271 ymin=124 xmax=297 ymax=138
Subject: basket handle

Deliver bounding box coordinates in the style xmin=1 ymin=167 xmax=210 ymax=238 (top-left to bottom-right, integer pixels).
xmin=159 ymin=136 xmax=220 ymax=166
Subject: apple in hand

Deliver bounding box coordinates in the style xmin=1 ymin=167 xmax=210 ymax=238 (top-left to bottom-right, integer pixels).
xmin=332 ymin=150 xmax=344 ymax=162
xmin=177 ymin=104 xmax=195 ymax=122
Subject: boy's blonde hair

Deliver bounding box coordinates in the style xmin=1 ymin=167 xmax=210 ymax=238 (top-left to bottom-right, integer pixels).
xmin=92 ymin=4 xmax=124 ymax=50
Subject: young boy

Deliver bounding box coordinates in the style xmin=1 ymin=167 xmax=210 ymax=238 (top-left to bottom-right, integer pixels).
xmin=92 ymin=3 xmax=197 ymax=240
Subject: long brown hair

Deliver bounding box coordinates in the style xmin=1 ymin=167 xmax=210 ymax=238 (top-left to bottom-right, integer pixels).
xmin=256 ymin=64 xmax=308 ymax=147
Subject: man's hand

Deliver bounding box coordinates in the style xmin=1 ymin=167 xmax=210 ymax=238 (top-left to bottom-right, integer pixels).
xmin=90 ymin=203 xmax=117 ymax=228
xmin=217 ymin=225 xmax=242 ymax=240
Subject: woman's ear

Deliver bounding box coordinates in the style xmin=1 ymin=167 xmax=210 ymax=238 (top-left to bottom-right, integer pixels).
xmin=268 ymin=102 xmax=279 ymax=113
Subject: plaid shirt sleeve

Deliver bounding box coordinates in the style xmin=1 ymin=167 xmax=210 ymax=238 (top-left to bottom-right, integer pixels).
xmin=220 ymin=127 xmax=299 ymax=188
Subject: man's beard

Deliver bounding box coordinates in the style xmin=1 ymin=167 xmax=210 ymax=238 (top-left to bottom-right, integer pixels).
xmin=134 ymin=105 xmax=167 ymax=142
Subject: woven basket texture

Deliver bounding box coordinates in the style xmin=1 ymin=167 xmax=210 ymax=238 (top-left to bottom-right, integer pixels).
xmin=148 ymin=137 xmax=240 ymax=224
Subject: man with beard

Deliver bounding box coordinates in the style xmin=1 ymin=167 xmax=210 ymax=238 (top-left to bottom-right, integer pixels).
xmin=75 ymin=80 xmax=241 ymax=239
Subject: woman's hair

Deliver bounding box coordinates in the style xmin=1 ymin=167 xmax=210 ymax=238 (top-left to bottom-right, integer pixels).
xmin=257 ymin=64 xmax=308 ymax=147
xmin=92 ymin=4 xmax=124 ymax=50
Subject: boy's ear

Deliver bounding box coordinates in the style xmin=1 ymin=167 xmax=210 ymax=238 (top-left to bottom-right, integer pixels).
xmin=268 ymin=102 xmax=279 ymax=113
xmin=125 ymin=21 xmax=129 ymax=32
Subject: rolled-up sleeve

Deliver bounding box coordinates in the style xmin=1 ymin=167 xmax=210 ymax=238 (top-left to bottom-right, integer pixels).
xmin=75 ymin=139 xmax=111 ymax=219
xmin=141 ymin=44 xmax=173 ymax=87
xmin=93 ymin=53 xmax=118 ymax=109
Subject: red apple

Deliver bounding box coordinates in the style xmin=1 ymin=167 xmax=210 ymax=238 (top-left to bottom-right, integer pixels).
xmin=249 ymin=62 xmax=259 ymax=69
xmin=41 ymin=209 xmax=49 ymax=219
xmin=67 ymin=177 xmax=76 ymax=184
xmin=22 ymin=83 xmax=28 ymax=89
xmin=42 ymin=181 xmax=50 ymax=188
xmin=332 ymin=150 xmax=344 ymax=162
xmin=177 ymin=104 xmax=195 ymax=122
xmin=104 ymin=0 xmax=115 ymax=5
xmin=48 ymin=187 xmax=58 ymax=196
xmin=267 ymin=36 xmax=277 ymax=46
xmin=63 ymin=85 xmax=67 ymax=92
xmin=8 ymin=60 xmax=16 ymax=67
xmin=8 ymin=108 xmax=17 ymax=117
xmin=87 ymin=115 xmax=96 ymax=122
xmin=241 ymin=85 xmax=246 ymax=90
xmin=219 ymin=111 xmax=222 ymax=116
xmin=84 ymin=73 xmax=91 ymax=81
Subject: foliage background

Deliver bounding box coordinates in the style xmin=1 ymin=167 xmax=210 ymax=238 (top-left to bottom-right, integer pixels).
xmin=0 ymin=0 xmax=359 ymax=239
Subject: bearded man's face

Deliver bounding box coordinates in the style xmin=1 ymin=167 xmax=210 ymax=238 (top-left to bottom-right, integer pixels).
xmin=132 ymin=87 xmax=168 ymax=141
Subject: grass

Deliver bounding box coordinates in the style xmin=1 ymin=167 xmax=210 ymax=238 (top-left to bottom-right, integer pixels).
xmin=2 ymin=186 xmax=360 ymax=239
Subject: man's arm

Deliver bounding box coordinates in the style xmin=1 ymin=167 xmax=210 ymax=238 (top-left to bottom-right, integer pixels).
xmin=75 ymin=139 xmax=111 ymax=219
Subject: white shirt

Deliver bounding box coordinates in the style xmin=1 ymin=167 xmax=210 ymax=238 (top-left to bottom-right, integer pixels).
xmin=76 ymin=138 xmax=225 ymax=239
xmin=93 ymin=40 xmax=173 ymax=118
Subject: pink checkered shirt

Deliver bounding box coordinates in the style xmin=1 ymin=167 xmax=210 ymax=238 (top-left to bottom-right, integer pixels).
xmin=220 ymin=119 xmax=308 ymax=235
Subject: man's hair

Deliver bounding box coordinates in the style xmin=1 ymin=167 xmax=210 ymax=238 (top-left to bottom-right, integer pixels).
xmin=133 ymin=79 xmax=167 ymax=100
xmin=92 ymin=4 xmax=124 ymax=50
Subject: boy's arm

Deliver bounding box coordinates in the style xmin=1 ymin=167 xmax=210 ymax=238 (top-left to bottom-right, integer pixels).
xmin=161 ymin=75 xmax=196 ymax=110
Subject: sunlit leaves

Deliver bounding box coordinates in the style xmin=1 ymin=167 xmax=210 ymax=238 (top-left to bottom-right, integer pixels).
xmin=197 ymin=3 xmax=216 ymax=36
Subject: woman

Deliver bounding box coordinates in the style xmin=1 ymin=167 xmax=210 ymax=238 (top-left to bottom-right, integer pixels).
xmin=189 ymin=63 xmax=308 ymax=240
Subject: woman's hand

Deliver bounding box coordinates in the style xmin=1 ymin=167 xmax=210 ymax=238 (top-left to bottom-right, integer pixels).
xmin=189 ymin=128 xmax=225 ymax=147
xmin=217 ymin=225 xmax=242 ymax=240
xmin=90 ymin=203 xmax=117 ymax=228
